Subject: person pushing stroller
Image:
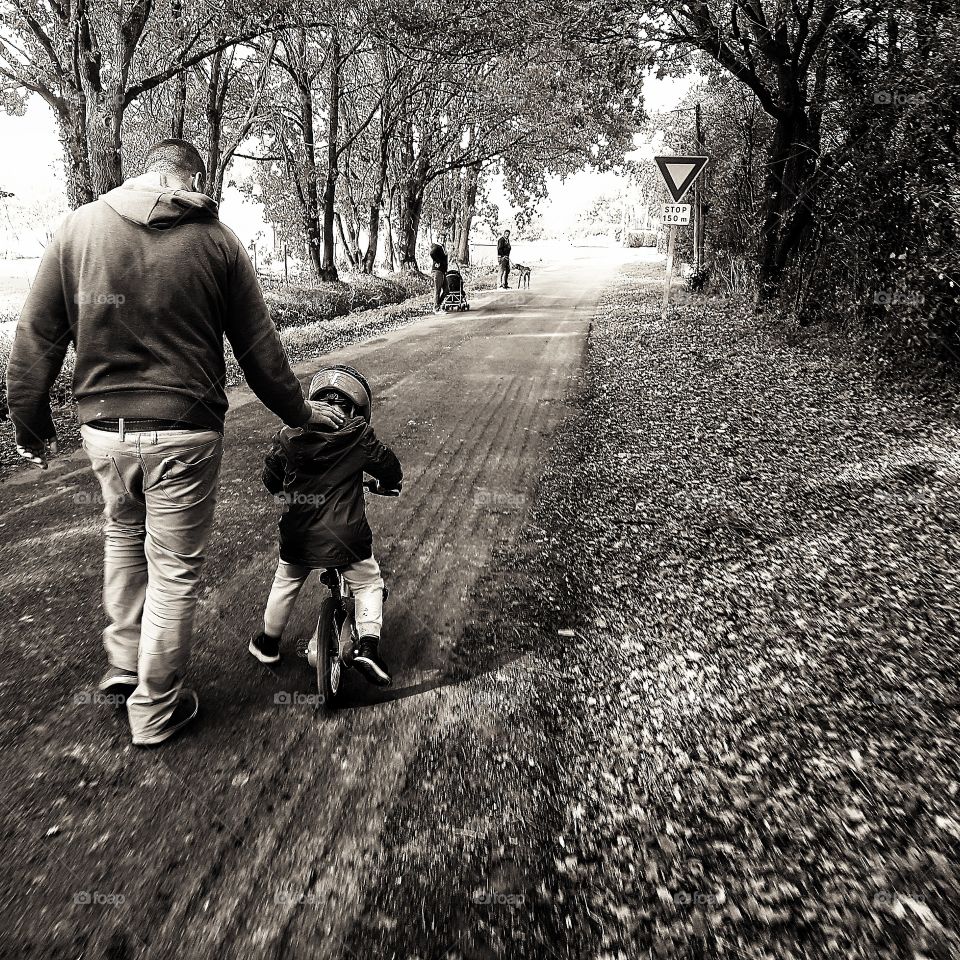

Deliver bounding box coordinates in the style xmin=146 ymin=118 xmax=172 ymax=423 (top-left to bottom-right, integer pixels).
xmin=250 ymin=365 xmax=402 ymax=686
xmin=430 ymin=242 xmax=449 ymax=313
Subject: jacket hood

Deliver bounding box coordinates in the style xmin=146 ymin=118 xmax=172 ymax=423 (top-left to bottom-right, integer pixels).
xmin=100 ymin=173 xmax=219 ymax=229
xmin=281 ymin=417 xmax=368 ymax=467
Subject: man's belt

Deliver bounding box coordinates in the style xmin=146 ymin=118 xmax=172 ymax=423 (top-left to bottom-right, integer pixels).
xmin=87 ymin=417 xmax=205 ymax=433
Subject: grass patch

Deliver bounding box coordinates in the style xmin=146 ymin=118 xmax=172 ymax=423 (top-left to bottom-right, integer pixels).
xmin=0 ymin=270 xmax=433 ymax=454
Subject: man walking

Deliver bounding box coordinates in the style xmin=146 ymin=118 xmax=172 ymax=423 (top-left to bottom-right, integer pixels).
xmin=497 ymin=229 xmax=512 ymax=289
xmin=6 ymin=139 xmax=342 ymax=746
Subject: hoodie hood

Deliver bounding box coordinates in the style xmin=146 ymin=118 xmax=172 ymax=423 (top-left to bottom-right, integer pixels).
xmin=281 ymin=417 xmax=368 ymax=469
xmin=101 ymin=172 xmax=219 ymax=229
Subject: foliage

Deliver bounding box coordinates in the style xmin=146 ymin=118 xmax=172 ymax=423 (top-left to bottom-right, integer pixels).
xmin=648 ymin=1 xmax=958 ymax=357
xmin=0 ymin=271 xmax=428 ymax=424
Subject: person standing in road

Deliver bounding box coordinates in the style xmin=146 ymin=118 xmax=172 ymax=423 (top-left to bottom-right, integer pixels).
xmin=497 ymin=229 xmax=512 ymax=289
xmin=5 ymin=139 xmax=343 ymax=747
xmin=430 ymin=241 xmax=449 ymax=313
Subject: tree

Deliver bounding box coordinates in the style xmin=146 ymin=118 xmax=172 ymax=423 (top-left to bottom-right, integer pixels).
xmin=0 ymin=0 xmax=307 ymax=206
xmin=633 ymin=1 xmax=876 ymax=297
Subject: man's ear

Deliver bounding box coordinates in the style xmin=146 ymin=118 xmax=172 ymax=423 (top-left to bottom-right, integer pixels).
xmin=192 ymin=172 xmax=205 ymax=193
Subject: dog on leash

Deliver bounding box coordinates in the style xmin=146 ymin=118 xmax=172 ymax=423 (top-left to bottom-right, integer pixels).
xmin=513 ymin=263 xmax=531 ymax=288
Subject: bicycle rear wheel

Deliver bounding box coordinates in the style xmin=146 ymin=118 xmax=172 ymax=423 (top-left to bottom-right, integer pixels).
xmin=315 ymin=596 xmax=340 ymax=709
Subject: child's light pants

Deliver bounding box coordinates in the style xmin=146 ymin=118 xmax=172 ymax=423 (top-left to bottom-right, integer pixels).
xmin=263 ymin=555 xmax=385 ymax=639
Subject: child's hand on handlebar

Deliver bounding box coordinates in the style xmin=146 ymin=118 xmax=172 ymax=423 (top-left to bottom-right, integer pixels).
xmin=364 ymin=479 xmax=402 ymax=497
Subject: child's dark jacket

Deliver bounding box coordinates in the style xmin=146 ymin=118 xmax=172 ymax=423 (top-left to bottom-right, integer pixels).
xmin=263 ymin=418 xmax=402 ymax=568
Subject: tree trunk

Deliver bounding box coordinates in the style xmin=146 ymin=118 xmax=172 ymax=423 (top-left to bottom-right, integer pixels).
xmin=319 ymin=37 xmax=341 ymax=282
xmin=360 ymin=89 xmax=391 ymax=274
xmin=756 ymin=101 xmax=818 ymax=299
xmin=171 ymin=0 xmax=187 ymax=138
xmin=84 ymin=87 xmax=125 ymax=196
xmin=456 ymin=166 xmax=480 ymax=265
xmin=296 ymin=71 xmax=324 ymax=279
xmin=56 ymin=102 xmax=95 ymax=209
xmin=383 ymin=201 xmax=396 ymax=272
xmin=395 ymin=184 xmax=424 ymax=272
xmin=340 ymin=207 xmax=362 ymax=265
xmin=361 ymin=204 xmax=380 ymax=274
xmin=334 ymin=213 xmax=358 ymax=270
xmin=395 ymin=156 xmax=428 ymax=273
xmin=205 ymin=50 xmax=225 ymax=201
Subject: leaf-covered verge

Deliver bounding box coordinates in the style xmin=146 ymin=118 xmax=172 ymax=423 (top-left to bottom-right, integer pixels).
xmin=0 ymin=267 xmax=492 ymax=477
xmin=345 ymin=260 xmax=960 ymax=959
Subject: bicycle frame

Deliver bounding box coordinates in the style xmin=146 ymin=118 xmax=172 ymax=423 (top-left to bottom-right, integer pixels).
xmin=319 ymin=569 xmax=358 ymax=662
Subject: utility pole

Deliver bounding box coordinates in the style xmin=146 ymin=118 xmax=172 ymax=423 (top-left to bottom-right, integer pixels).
xmin=693 ymin=103 xmax=704 ymax=274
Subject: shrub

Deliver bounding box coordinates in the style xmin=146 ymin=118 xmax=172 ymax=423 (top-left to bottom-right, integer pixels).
xmin=624 ymin=230 xmax=658 ymax=248
xmin=0 ymin=273 xmax=431 ymax=427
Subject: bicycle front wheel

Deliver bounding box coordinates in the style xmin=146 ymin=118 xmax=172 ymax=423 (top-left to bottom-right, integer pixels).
xmin=315 ymin=596 xmax=340 ymax=709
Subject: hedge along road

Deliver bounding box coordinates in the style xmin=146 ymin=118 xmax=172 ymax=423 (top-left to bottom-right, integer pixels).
xmin=0 ymin=246 xmax=640 ymax=958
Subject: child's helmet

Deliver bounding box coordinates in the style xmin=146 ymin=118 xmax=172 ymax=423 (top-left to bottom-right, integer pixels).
xmin=308 ymin=364 xmax=372 ymax=422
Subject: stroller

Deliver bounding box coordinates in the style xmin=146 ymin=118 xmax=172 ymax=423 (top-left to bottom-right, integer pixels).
xmin=441 ymin=266 xmax=470 ymax=312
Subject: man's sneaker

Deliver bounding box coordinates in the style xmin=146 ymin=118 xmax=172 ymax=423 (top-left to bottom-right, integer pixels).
xmin=132 ymin=689 xmax=199 ymax=747
xmin=249 ymin=632 xmax=280 ymax=664
xmin=352 ymin=636 xmax=392 ymax=687
xmin=97 ymin=666 xmax=138 ymax=703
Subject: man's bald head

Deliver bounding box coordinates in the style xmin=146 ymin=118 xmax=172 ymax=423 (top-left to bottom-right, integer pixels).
xmin=143 ymin=139 xmax=206 ymax=188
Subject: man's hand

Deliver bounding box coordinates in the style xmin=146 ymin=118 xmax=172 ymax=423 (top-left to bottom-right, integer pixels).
xmin=307 ymin=400 xmax=346 ymax=431
xmin=16 ymin=435 xmax=59 ymax=469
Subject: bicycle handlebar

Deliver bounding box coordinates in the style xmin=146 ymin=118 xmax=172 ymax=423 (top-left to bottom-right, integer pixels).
xmin=363 ymin=479 xmax=401 ymax=497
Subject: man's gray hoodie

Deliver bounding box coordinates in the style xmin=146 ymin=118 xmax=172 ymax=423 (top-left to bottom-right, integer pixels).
xmin=5 ymin=173 xmax=311 ymax=447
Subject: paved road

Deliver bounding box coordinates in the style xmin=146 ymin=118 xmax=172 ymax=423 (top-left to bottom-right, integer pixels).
xmin=0 ymin=249 xmax=631 ymax=959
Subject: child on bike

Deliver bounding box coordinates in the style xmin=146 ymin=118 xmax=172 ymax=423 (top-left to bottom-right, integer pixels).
xmin=250 ymin=364 xmax=402 ymax=686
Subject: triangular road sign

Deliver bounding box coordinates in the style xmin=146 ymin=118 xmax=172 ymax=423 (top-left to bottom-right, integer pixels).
xmin=654 ymin=156 xmax=709 ymax=202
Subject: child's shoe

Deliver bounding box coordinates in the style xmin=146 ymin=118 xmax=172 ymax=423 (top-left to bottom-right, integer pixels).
xmin=352 ymin=636 xmax=392 ymax=687
xmin=249 ymin=631 xmax=281 ymax=664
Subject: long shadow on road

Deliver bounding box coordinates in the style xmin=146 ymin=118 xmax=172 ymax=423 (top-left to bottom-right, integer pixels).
xmin=0 ymin=249 xmax=635 ymax=959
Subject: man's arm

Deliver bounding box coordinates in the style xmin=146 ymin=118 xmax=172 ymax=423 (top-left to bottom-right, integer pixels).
xmin=224 ymin=243 xmax=313 ymax=428
xmin=6 ymin=235 xmax=71 ymax=464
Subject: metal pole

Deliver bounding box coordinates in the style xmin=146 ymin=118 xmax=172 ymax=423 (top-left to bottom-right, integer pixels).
xmin=693 ymin=103 xmax=703 ymax=274
xmin=662 ymin=225 xmax=676 ymax=317
xmin=284 ymin=242 xmax=289 ymax=283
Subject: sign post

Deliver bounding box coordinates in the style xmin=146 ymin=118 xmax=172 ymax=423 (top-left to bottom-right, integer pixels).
xmin=654 ymin=155 xmax=709 ymax=318
xmin=662 ymin=225 xmax=677 ymax=313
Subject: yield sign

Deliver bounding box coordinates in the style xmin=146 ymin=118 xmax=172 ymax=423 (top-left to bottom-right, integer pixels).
xmin=654 ymin=155 xmax=709 ymax=202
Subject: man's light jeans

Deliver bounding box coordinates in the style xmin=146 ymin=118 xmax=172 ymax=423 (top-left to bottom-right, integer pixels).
xmin=263 ymin=555 xmax=385 ymax=639
xmin=80 ymin=425 xmax=222 ymax=741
